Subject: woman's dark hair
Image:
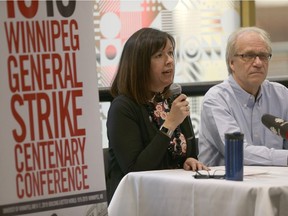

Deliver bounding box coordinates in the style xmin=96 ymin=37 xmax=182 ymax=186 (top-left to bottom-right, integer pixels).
xmin=110 ymin=28 xmax=175 ymax=104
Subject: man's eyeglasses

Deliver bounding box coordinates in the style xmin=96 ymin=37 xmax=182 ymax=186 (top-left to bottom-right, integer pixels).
xmin=193 ymin=170 xmax=225 ymax=179
xmin=234 ymin=53 xmax=272 ymax=63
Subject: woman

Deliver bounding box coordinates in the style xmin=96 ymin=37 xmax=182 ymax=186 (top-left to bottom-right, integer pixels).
xmin=106 ymin=28 xmax=208 ymax=202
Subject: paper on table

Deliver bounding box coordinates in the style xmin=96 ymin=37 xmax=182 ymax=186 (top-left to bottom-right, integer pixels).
xmin=243 ymin=167 xmax=269 ymax=176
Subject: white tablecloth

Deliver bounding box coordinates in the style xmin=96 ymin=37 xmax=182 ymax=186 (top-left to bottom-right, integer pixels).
xmin=108 ymin=166 xmax=288 ymax=216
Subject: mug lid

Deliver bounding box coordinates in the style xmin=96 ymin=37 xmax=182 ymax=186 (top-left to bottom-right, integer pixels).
xmin=225 ymin=132 xmax=244 ymax=139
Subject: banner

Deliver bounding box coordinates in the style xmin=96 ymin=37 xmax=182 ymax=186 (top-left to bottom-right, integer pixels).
xmin=0 ymin=1 xmax=107 ymax=215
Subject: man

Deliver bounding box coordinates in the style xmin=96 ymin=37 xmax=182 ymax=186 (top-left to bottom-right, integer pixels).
xmin=198 ymin=27 xmax=288 ymax=166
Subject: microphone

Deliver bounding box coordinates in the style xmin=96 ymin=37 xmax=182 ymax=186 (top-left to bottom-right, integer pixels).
xmin=261 ymin=114 xmax=288 ymax=139
xmin=169 ymin=83 xmax=198 ymax=158
xmin=169 ymin=83 xmax=182 ymax=99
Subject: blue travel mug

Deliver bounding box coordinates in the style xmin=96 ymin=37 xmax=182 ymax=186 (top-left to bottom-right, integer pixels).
xmin=225 ymin=132 xmax=244 ymax=181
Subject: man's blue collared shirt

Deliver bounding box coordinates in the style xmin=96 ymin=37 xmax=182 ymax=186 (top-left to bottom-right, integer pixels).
xmin=198 ymin=75 xmax=288 ymax=166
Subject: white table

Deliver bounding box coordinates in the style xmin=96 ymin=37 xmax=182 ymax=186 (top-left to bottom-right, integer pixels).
xmin=108 ymin=166 xmax=288 ymax=216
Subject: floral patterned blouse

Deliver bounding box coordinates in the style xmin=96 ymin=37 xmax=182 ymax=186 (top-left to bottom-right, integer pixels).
xmin=147 ymin=98 xmax=187 ymax=167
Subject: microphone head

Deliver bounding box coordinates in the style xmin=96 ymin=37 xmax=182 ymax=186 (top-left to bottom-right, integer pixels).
xmin=261 ymin=114 xmax=288 ymax=139
xmin=169 ymin=83 xmax=182 ymax=96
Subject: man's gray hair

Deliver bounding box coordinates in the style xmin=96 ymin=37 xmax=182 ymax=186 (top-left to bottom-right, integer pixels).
xmin=225 ymin=27 xmax=272 ymax=74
